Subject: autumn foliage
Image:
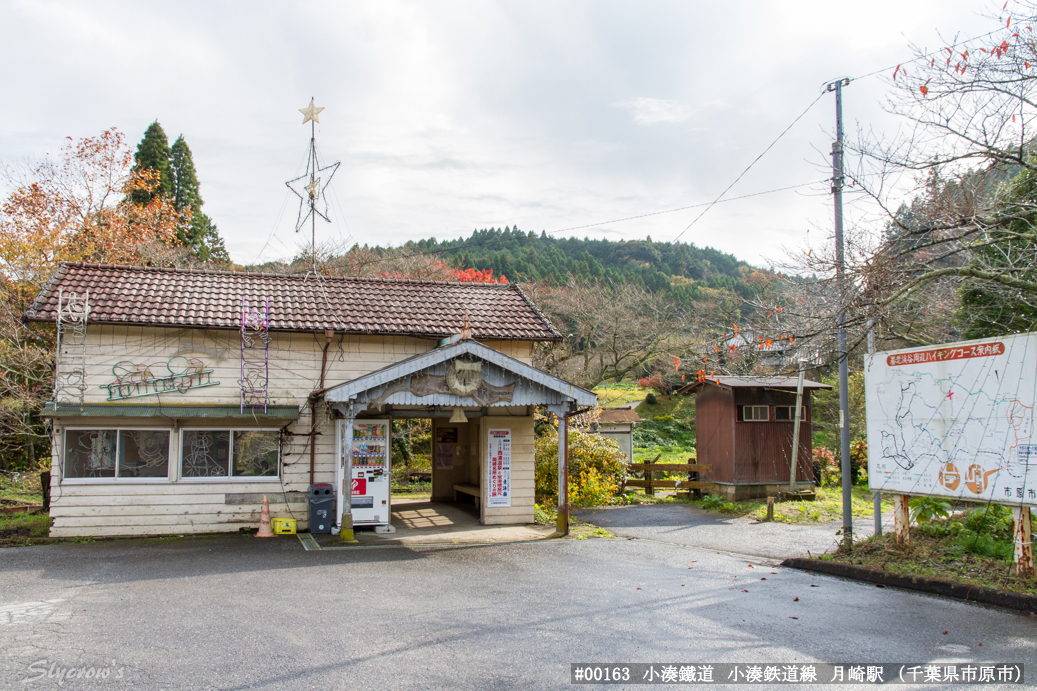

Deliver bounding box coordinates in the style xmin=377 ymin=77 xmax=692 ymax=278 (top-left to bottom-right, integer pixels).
xmin=0 ymin=128 xmax=188 ymax=471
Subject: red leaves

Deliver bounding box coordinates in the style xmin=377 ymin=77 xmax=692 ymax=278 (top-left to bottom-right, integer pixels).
xmin=450 ymin=267 xmax=507 ymax=283
xmin=893 ymin=64 xmax=900 ymax=80
xmin=674 ymin=357 xmax=679 ymax=371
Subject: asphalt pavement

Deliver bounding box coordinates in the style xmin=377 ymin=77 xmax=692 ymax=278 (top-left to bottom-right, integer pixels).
xmin=1 ymin=533 xmax=1034 ymax=689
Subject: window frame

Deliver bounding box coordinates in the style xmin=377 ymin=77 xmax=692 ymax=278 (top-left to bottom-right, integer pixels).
xmin=61 ymin=426 xmax=173 ymax=485
xmin=178 ymin=427 xmax=282 ymax=483
xmin=774 ymin=405 xmax=809 ymax=422
xmin=739 ymin=405 xmax=770 ymax=422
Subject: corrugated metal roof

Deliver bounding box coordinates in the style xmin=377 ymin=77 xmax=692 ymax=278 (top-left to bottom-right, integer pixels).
xmin=25 ymin=262 xmax=562 ymax=341
xmin=675 ymin=376 xmax=832 ymax=395
xmin=597 ymin=408 xmax=642 ymax=424
xmin=42 ymin=402 xmax=301 ymax=420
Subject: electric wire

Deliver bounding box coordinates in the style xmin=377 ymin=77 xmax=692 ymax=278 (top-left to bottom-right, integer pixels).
xmin=671 ymin=92 xmax=827 ymax=245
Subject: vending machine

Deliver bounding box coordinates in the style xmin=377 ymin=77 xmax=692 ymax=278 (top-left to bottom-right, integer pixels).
xmin=346 ymin=419 xmax=393 ymax=528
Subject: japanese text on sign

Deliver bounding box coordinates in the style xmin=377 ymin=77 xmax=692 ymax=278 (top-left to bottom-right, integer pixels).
xmin=487 ymin=428 xmax=511 ymax=507
xmin=885 ymin=341 xmax=1004 ymax=367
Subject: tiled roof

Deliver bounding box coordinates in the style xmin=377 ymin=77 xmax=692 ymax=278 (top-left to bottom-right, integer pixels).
xmin=25 ymin=263 xmax=562 ymax=341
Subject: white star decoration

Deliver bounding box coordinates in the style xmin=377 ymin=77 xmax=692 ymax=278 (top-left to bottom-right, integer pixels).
xmin=299 ymin=98 xmax=324 ymax=124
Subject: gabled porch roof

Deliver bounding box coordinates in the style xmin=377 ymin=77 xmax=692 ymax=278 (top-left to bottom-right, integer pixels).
xmin=323 ymin=339 xmax=597 ymax=412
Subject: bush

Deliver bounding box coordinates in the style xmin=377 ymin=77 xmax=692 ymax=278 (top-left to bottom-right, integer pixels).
xmin=535 ymin=426 xmax=627 ymax=507
xmin=910 ymin=496 xmax=952 ymax=524
xmin=812 ymin=446 xmax=838 ymax=487
xmin=701 ymin=494 xmax=726 ymax=511
xmin=637 ymin=375 xmax=668 ymax=394
xmin=644 ymin=393 xmax=658 ymax=405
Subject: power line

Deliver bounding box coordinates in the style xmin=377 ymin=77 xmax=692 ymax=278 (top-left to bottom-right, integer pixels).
xmin=671 ymin=92 xmax=827 ymax=245
xmin=547 ymin=179 xmax=828 ymax=235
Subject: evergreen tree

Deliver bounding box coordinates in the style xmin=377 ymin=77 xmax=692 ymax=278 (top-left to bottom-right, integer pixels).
xmin=131 ymin=121 xmax=173 ymax=205
xmin=170 ymin=136 xmax=202 ymax=214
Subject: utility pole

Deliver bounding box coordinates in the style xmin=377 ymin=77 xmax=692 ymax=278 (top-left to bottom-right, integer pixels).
xmin=868 ymin=315 xmax=881 ymax=537
xmin=826 ymin=77 xmax=853 ymax=550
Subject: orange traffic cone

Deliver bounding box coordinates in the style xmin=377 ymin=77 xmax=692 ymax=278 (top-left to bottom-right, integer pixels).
xmin=256 ymin=495 xmax=275 ymax=538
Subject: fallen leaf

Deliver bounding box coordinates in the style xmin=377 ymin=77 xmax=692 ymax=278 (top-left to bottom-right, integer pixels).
xmin=789 ymin=616 xmax=798 ymax=619
xmin=636 ymin=587 xmax=641 ymax=590
xmin=943 ymin=630 xmax=949 ymax=635
xmin=979 ymin=643 xmax=983 ymax=647
xmin=810 ymin=584 xmax=819 ymax=588
xmin=742 ymin=589 xmax=749 ymax=592
xmin=793 ymin=597 xmax=799 ymax=602
xmin=747 ymin=564 xmax=755 ymax=568
xmin=761 ymin=577 xmax=767 ymax=581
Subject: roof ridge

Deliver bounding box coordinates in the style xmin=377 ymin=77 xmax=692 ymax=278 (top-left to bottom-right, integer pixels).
xmin=57 ymin=261 xmax=520 ymax=288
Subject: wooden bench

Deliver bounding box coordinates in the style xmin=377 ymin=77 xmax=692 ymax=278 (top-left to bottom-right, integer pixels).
xmin=452 ymin=483 xmax=482 ymax=499
xmin=452 ymin=483 xmax=482 ymax=519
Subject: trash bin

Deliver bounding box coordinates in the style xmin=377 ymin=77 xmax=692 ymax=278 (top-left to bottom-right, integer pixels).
xmin=308 ymin=483 xmax=336 ymax=534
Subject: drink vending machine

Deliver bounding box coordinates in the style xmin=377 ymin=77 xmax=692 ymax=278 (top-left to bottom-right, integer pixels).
xmin=343 ymin=419 xmax=393 ymax=529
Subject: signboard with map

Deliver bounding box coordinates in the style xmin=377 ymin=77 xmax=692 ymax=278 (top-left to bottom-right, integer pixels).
xmin=865 ymin=333 xmax=1037 ymax=508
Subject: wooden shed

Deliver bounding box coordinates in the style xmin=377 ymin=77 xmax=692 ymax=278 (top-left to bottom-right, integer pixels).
xmin=591 ymin=408 xmax=642 ymax=463
xmin=675 ymin=376 xmax=832 ymax=501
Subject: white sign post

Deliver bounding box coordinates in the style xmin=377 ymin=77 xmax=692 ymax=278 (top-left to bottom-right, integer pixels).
xmin=865 ymin=333 xmax=1037 ymax=574
xmin=487 ymin=428 xmax=511 ymax=508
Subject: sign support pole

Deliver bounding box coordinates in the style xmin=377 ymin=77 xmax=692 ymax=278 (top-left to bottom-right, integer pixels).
xmin=1013 ymin=506 xmax=1034 ymax=577
xmin=893 ymin=494 xmax=910 ymax=547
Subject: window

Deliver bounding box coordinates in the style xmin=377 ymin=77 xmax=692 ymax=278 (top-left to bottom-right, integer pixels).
xmin=740 ymin=405 xmax=769 ymax=421
xmin=180 ymin=429 xmax=280 ymax=480
xmin=774 ymin=406 xmax=808 ymax=422
xmin=63 ymin=429 xmax=170 ymax=481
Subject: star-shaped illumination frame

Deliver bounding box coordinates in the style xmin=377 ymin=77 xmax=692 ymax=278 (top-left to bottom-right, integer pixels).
xmin=286 ymin=157 xmax=340 ymax=233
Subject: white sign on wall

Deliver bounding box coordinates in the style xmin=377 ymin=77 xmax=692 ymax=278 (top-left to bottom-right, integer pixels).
xmin=487 ymin=428 xmax=511 ymax=507
xmin=865 ymin=333 xmax=1037 ymax=508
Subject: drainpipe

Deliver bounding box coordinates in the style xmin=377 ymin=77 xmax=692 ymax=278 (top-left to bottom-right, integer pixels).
xmin=309 ymin=331 xmax=333 ymax=486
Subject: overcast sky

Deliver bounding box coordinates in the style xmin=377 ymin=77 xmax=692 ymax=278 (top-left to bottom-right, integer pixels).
xmin=0 ymin=1 xmax=994 ymax=267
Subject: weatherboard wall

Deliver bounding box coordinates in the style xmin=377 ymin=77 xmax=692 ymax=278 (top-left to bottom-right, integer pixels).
xmin=48 ymin=325 xmax=534 ymax=537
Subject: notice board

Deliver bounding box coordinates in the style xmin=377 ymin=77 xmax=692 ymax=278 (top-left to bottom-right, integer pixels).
xmin=865 ymin=333 xmax=1037 ymax=508
xmin=487 ymin=428 xmax=511 ymax=507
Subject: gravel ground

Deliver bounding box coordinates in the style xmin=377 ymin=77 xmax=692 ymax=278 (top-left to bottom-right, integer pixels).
xmin=575 ymin=503 xmax=887 ymax=559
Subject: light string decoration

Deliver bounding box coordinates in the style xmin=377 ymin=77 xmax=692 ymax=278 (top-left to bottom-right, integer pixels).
xmin=286 ymin=98 xmax=340 ymax=273
xmin=54 ymin=288 xmax=89 ymax=407
xmin=240 ymin=297 xmax=271 ymax=413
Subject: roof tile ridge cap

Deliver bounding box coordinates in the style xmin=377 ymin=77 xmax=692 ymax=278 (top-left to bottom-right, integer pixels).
xmin=24 ymin=262 xmax=70 ymax=318
xmin=511 ymin=282 xmax=562 ymax=339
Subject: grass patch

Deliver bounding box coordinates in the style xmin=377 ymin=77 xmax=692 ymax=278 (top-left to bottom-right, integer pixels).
xmin=820 ymin=509 xmax=1037 ymax=596
xmin=631 ymin=486 xmax=890 ymax=523
xmin=593 ymin=381 xmax=646 ymax=408
xmin=0 ymin=470 xmax=44 ymax=505
xmin=0 ymin=513 xmax=53 ymax=547
xmin=634 ymin=393 xmax=694 ymax=421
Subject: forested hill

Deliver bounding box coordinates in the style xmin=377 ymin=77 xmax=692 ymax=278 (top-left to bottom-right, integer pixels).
xmin=400 ymin=227 xmax=754 ymax=292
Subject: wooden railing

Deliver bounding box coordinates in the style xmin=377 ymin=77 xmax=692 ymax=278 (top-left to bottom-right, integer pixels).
xmin=624 ymin=455 xmax=715 ymax=496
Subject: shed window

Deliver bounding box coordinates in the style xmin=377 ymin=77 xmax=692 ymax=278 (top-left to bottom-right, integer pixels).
xmin=63 ymin=429 xmax=170 ymax=481
xmin=180 ymin=429 xmax=280 ymax=481
xmin=740 ymin=405 xmax=770 ymax=421
xmin=774 ymin=406 xmax=808 ymax=422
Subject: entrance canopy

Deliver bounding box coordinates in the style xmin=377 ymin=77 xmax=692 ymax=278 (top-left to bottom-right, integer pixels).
xmin=323 ymin=338 xmax=597 ymax=415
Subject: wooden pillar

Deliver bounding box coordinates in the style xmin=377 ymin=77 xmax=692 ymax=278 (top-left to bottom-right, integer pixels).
xmin=556 ymin=412 xmax=569 ymax=536
xmin=1012 ymin=506 xmax=1034 ymax=578
xmin=893 ymin=494 xmax=910 ymax=547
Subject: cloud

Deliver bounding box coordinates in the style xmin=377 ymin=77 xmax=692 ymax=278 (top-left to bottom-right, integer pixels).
xmin=613 ymin=97 xmax=692 ymax=125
